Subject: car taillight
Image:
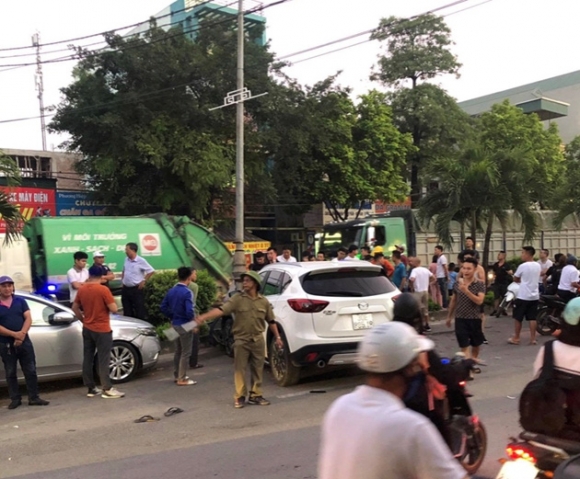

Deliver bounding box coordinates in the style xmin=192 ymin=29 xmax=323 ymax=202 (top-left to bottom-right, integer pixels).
xmin=391 ymin=294 xmax=401 ymax=301
xmin=506 ymin=445 xmax=537 ymax=464
xmin=288 ymin=299 xmax=329 ymax=313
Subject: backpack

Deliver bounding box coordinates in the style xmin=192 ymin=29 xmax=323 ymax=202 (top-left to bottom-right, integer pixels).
xmin=519 ymin=341 xmax=568 ymax=435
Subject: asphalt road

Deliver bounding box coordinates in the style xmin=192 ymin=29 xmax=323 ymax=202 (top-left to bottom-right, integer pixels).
xmin=0 ymin=314 xmax=546 ymax=479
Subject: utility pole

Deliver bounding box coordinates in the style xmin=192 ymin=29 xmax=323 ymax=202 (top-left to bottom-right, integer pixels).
xmin=32 ymin=32 xmax=47 ymax=151
xmin=209 ymin=0 xmax=267 ymax=284
xmin=233 ymin=0 xmax=246 ymax=281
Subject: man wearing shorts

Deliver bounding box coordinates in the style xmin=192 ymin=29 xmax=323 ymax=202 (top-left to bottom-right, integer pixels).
xmin=510 ymin=246 xmax=541 ymax=345
xmin=409 ymin=257 xmax=436 ymax=332
xmin=446 ymin=258 xmax=486 ymax=361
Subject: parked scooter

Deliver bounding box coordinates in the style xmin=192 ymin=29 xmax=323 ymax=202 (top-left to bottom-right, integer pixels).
xmin=537 ymin=294 xmax=567 ymax=336
xmin=442 ymin=355 xmax=488 ymax=475
xmin=496 ymin=282 xmax=520 ymax=318
xmin=495 ymin=431 xmax=580 ymax=478
xmin=207 ymin=315 xmax=234 ymax=357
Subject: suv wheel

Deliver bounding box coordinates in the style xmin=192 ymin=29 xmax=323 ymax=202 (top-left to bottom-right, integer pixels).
xmin=269 ymin=335 xmax=301 ymax=387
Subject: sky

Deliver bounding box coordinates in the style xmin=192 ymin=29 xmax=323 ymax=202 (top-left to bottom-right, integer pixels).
xmin=1 ymin=0 xmax=579 ymax=151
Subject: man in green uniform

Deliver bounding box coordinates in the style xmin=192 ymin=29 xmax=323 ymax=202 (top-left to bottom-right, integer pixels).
xmin=196 ymin=271 xmax=283 ymax=408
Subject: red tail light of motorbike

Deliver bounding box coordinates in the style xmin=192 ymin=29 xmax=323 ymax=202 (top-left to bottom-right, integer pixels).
xmin=459 ymin=381 xmax=466 ymax=387
xmin=288 ymin=299 xmax=329 ymax=313
xmin=506 ymin=445 xmax=537 ymax=464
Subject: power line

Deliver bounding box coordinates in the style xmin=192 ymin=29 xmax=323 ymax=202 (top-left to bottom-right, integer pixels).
xmin=0 ymin=1 xmax=240 ymax=60
xmin=279 ymin=0 xmax=492 ymax=65
xmin=0 ymin=0 xmax=278 ymax=70
xmin=0 ymin=0 xmax=218 ymax=53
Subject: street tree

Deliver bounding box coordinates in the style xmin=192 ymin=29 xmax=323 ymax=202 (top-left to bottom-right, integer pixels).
xmin=0 ymin=152 xmax=23 ymax=242
xmin=554 ymin=135 xmax=580 ymax=227
xmin=267 ymin=81 xmax=413 ymax=222
xmin=372 ymin=14 xmax=471 ymax=204
xmin=419 ymin=101 xmax=564 ymax=269
xmin=49 ymin=22 xmax=276 ymax=221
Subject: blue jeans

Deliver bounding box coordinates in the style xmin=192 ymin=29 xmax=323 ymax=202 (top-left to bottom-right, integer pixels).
xmin=437 ymin=278 xmax=449 ymax=308
xmin=0 ymin=337 xmax=40 ymax=401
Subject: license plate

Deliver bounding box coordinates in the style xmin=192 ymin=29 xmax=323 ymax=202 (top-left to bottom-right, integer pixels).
xmin=495 ymin=460 xmax=538 ymax=479
xmin=353 ymin=313 xmax=373 ymax=330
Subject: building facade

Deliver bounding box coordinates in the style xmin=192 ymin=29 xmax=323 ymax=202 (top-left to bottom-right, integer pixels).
xmin=458 ymin=70 xmax=580 ymax=143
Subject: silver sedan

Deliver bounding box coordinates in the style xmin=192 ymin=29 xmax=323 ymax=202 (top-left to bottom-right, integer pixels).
xmin=0 ymin=292 xmax=160 ymax=385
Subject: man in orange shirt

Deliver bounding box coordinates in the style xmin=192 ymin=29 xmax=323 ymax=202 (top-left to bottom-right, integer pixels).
xmin=373 ymin=251 xmax=394 ymax=278
xmin=72 ymin=265 xmax=125 ymax=399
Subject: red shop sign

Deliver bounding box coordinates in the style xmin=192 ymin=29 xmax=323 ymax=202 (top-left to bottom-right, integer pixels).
xmin=0 ymin=186 xmax=56 ymax=233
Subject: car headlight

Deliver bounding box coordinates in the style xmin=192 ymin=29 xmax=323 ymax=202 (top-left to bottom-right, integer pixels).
xmin=136 ymin=327 xmax=157 ymax=337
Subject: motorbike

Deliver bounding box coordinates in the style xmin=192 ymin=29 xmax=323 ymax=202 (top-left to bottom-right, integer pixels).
xmin=537 ymin=294 xmax=567 ymax=336
xmin=441 ymin=355 xmax=488 ymax=475
xmin=496 ymin=282 xmax=520 ymax=318
xmin=495 ymin=431 xmax=580 ymax=478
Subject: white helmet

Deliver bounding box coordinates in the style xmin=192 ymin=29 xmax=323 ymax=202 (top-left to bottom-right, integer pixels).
xmin=357 ymin=322 xmax=434 ymax=373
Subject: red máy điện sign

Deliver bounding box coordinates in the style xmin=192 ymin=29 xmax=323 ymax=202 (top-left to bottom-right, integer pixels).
xmin=0 ymin=186 xmax=56 ymax=233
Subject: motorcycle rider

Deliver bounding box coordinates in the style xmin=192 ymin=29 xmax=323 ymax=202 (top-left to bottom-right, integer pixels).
xmin=393 ymin=293 xmax=475 ymax=447
xmin=318 ymin=321 xmax=468 ymax=479
xmin=557 ymin=254 xmax=579 ymax=303
xmin=545 ymin=253 xmax=566 ymax=295
xmin=533 ymin=297 xmax=580 ymax=440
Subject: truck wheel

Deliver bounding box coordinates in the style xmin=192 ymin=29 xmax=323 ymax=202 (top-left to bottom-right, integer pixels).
xmin=269 ymin=335 xmax=301 ymax=387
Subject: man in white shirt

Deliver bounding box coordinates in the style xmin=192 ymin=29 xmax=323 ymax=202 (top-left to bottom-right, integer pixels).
xmin=342 ymin=244 xmax=360 ymax=261
xmin=537 ymin=248 xmax=553 ymax=293
xmin=409 ymin=257 xmax=436 ymax=331
xmin=510 ymin=246 xmax=542 ymax=345
xmin=67 ymin=251 xmax=89 ymax=304
xmin=318 ymin=322 xmax=467 ymax=479
xmin=435 ymin=245 xmax=449 ymax=309
xmin=277 ymin=247 xmax=297 ymax=263
xmin=557 ymin=254 xmax=579 ymax=303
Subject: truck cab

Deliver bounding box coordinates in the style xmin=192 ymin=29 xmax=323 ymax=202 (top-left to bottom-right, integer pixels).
xmin=319 ymin=210 xmax=416 ymax=258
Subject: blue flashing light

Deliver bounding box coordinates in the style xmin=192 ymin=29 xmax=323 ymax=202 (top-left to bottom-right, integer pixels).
xmin=47 ymin=285 xmax=57 ymax=292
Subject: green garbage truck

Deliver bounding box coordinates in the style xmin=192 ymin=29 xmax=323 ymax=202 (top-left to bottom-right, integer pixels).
xmin=22 ymin=213 xmax=233 ymax=302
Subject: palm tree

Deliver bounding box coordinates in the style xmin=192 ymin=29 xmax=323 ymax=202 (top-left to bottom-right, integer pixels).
xmin=0 ymin=152 xmax=23 ymax=243
xmin=418 ymin=145 xmax=537 ymax=272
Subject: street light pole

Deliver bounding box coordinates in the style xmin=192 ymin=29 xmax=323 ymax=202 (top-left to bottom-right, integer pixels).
xmin=233 ymin=0 xmax=246 ymax=282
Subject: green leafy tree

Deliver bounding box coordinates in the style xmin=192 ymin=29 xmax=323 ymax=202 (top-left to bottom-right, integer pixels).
xmin=0 ymin=152 xmax=23 ymax=242
xmin=49 ymin=22 xmax=277 ymax=221
xmin=371 ymin=13 xmax=461 ymax=88
xmin=267 ymin=81 xmax=412 ymax=221
xmin=554 ymin=135 xmax=580 ymax=227
xmin=371 ymin=14 xmax=470 ymax=205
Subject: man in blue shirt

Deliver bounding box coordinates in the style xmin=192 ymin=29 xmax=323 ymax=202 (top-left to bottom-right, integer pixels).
xmin=391 ymin=250 xmax=407 ymax=290
xmin=121 ymin=242 xmax=155 ymax=319
xmin=0 ymin=276 xmax=49 ymax=409
xmin=161 ymin=267 xmax=197 ymax=386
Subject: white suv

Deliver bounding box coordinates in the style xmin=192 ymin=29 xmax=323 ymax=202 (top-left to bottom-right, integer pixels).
xmin=259 ymin=261 xmax=399 ymax=386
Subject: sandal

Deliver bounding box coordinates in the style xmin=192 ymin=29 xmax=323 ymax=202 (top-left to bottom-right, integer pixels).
xmin=164 ymin=407 xmax=184 ymax=417
xmin=508 ymin=338 xmax=520 ymax=345
xmin=472 ymin=367 xmax=482 ymax=374
xmin=134 ymin=415 xmax=159 ymax=423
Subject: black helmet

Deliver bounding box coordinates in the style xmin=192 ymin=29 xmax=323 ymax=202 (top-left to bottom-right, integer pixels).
xmin=393 ymin=293 xmax=422 ymax=334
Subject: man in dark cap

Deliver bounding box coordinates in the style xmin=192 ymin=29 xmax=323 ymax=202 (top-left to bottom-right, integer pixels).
xmin=0 ymin=276 xmax=49 ymax=409
xmin=195 ymin=271 xmax=283 ymax=409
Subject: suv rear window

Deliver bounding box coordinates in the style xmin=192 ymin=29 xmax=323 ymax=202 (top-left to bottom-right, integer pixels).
xmin=302 ymin=270 xmax=397 ymax=297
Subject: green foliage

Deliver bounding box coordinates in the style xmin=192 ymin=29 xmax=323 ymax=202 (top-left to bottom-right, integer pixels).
xmin=267 ymin=81 xmax=413 ymax=221
xmin=428 ymin=299 xmax=441 ymax=312
xmin=554 ymin=135 xmax=580 ymax=227
xmin=155 ymin=321 xmax=171 ymax=341
xmin=194 ymin=269 xmax=218 ymax=314
xmin=506 ymin=257 xmax=523 ymax=272
xmin=144 ymin=270 xmax=217 ymax=327
xmin=49 ymin=23 xmax=277 ymax=220
xmin=484 ymin=291 xmax=494 ymax=307
xmin=372 ymin=13 xmax=461 ymax=88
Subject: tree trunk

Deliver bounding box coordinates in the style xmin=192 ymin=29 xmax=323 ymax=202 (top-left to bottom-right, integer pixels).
xmin=460 ymin=221 xmax=465 ymax=249
xmin=470 ymin=211 xmax=477 ymax=245
xmin=411 ymin=164 xmax=420 ymax=208
xmin=483 ymin=216 xmax=494 ymax=285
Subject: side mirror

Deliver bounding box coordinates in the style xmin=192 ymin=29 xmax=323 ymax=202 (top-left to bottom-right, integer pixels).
xmin=50 ymin=312 xmax=76 ymax=325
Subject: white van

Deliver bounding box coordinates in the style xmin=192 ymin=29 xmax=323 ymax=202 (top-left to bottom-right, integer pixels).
xmin=0 ymin=235 xmax=32 ymax=291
